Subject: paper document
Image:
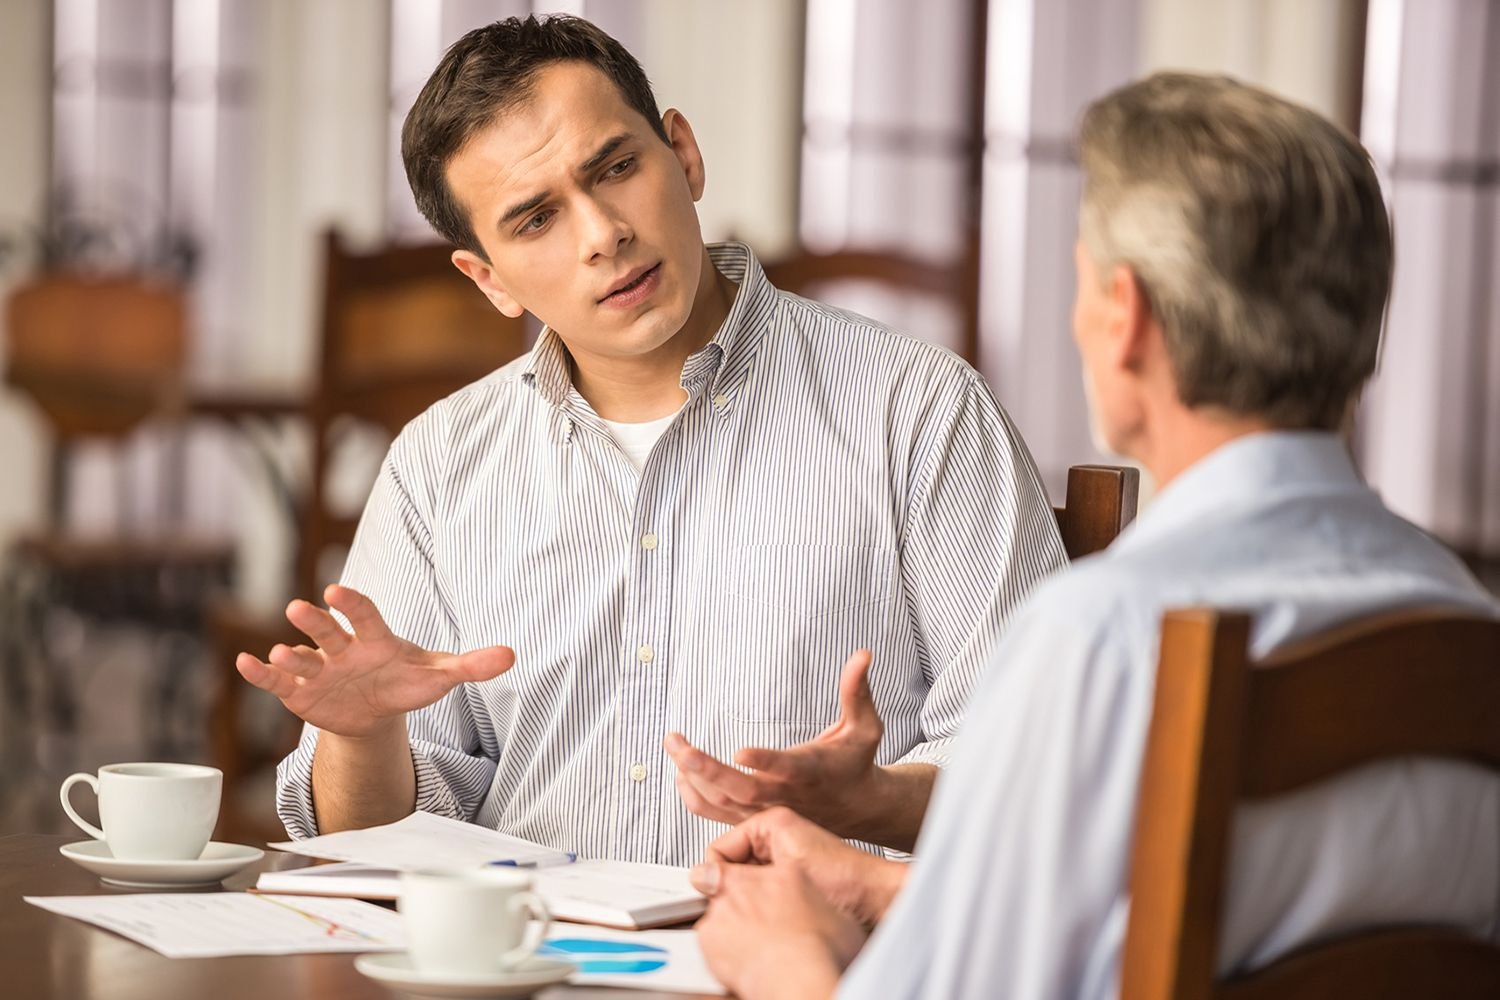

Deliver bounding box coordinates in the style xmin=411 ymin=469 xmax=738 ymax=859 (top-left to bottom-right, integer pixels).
xmin=265 ymin=811 xmax=705 ymax=928
xmin=270 ymin=811 xmax=575 ymax=870
xmin=547 ymin=920 xmax=726 ymax=995
xmin=26 ymin=893 xmax=405 ymax=958
xmin=258 ymin=858 xmax=704 ymax=929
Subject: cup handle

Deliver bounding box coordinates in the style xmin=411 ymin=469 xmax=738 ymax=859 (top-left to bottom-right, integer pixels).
xmin=502 ymin=890 xmax=551 ymax=967
xmin=59 ymin=772 xmax=105 ymax=841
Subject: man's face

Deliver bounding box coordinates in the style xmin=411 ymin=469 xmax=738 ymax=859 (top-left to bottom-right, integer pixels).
xmin=446 ymin=61 xmax=710 ymax=364
xmin=1071 ymin=239 xmax=1131 ymax=455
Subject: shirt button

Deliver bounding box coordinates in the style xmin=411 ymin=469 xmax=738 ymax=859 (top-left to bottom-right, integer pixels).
xmin=637 ymin=644 xmax=654 ymax=664
xmin=640 ymin=532 xmax=658 ymax=551
xmin=629 ymin=763 xmax=648 ymax=783
xmin=712 ymin=393 xmax=729 ymax=409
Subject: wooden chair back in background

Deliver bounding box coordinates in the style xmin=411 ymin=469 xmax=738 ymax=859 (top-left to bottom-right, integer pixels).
xmin=759 ymin=245 xmax=980 ymax=362
xmin=1053 ymin=464 xmax=1141 ymax=560
xmin=209 ymin=230 xmax=526 ymax=841
xmin=300 ymin=229 xmax=528 ymax=598
xmin=1122 ymin=608 xmax=1500 ymax=1000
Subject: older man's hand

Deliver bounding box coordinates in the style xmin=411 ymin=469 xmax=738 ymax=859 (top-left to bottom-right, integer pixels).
xmin=694 ymin=852 xmax=866 ymax=1000
xmin=692 ymin=805 xmax=908 ymax=927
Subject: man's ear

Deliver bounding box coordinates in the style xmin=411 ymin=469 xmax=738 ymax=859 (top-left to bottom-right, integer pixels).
xmin=451 ymin=249 xmax=524 ymax=319
xmin=1106 ymin=263 xmax=1154 ymax=372
xmin=661 ymin=109 xmax=706 ymax=201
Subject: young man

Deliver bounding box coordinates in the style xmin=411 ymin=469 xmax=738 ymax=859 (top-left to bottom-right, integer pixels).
xmin=690 ymin=73 xmax=1500 ymax=999
xmin=235 ymin=15 xmax=1066 ymax=865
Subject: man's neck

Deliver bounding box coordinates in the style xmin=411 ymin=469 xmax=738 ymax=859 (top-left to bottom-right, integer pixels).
xmin=1131 ymin=404 xmax=1279 ymax=492
xmin=568 ymin=247 xmax=738 ymax=423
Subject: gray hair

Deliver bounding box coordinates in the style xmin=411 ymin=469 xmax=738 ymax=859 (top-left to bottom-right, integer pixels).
xmin=1077 ymin=72 xmax=1393 ymax=430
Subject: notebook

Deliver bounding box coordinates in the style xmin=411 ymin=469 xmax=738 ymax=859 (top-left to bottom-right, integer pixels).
xmin=260 ymin=813 xmax=705 ymax=930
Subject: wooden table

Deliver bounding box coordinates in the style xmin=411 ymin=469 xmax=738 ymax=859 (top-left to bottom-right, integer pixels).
xmin=1 ymin=834 xmax=717 ymax=999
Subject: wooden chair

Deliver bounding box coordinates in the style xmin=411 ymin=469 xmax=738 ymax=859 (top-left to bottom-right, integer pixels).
xmin=208 ymin=230 xmax=527 ymax=841
xmin=1054 ymin=464 xmax=1141 ymax=559
xmin=1 ymin=274 xmax=235 ymax=773
xmin=1122 ymin=608 xmax=1500 ymax=1000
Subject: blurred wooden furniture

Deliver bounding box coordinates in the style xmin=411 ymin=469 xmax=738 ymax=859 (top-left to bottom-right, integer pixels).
xmin=1 ymin=274 xmax=234 ymax=774
xmin=760 ymin=244 xmax=980 ymax=361
xmin=208 ymin=230 xmax=527 ymax=842
xmin=1 ymin=834 xmax=713 ymax=999
xmin=1053 ymin=464 xmax=1141 ymax=559
xmin=1122 ymin=608 xmax=1500 ymax=1000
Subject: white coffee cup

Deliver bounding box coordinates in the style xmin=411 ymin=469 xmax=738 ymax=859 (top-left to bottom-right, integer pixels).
xmin=59 ymin=762 xmax=222 ymax=861
xmin=400 ymin=868 xmax=552 ymax=976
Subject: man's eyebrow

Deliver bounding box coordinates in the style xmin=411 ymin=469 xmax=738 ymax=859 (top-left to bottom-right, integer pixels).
xmin=579 ymin=134 xmax=630 ymax=174
xmin=497 ymin=135 xmax=634 ymax=230
xmin=500 ymin=191 xmax=549 ymax=228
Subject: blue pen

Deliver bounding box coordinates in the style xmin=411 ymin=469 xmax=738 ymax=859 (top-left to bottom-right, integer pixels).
xmin=487 ymin=852 xmax=578 ymax=869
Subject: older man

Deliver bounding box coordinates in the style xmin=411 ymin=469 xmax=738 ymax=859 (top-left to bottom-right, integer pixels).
xmin=691 ymin=72 xmax=1500 ymax=1000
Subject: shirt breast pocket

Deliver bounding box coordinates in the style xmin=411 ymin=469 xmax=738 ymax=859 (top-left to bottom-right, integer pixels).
xmin=720 ymin=543 xmax=898 ymax=725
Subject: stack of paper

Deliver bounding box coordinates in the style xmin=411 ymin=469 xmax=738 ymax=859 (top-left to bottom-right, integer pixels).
xmin=261 ymin=812 xmax=706 ymax=930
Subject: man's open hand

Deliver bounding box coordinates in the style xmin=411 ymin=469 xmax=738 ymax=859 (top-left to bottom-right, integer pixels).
xmin=235 ymin=584 xmax=514 ymax=738
xmin=666 ymin=649 xmax=926 ymax=842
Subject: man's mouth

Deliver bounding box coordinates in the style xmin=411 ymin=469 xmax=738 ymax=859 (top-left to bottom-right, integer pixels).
xmin=599 ymin=263 xmax=661 ymax=305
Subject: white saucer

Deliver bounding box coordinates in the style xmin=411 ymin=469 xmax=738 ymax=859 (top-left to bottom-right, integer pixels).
xmin=354 ymin=953 xmax=574 ymax=998
xmin=60 ymin=840 xmax=265 ymax=888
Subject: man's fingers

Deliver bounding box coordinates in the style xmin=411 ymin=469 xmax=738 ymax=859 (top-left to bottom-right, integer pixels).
xmin=267 ymin=642 xmax=325 ymax=679
xmin=678 ymin=773 xmax=756 ymax=827
xmin=675 ymin=772 xmax=747 ymax=825
xmin=703 ymin=824 xmax=758 ymax=865
xmin=664 ymin=733 xmax=765 ymax=806
xmin=285 ymin=599 xmax=353 ymax=655
xmin=836 ymin=649 xmax=878 ymax=730
xmin=236 ymin=653 xmax=301 ymax=701
xmin=690 ymin=860 xmax=722 ymax=895
xmin=441 ymin=644 xmax=516 ymax=683
xmin=733 ymin=745 xmax=802 ymax=779
xmin=325 ymin=585 xmax=392 ymax=642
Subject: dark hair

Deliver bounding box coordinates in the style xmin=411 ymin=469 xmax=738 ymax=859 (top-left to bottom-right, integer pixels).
xmin=1079 ymin=73 xmax=1394 ymax=430
xmin=401 ymin=15 xmax=670 ymax=258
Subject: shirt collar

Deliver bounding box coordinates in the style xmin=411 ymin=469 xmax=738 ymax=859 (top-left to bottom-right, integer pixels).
xmin=520 ymin=241 xmax=777 ymax=409
xmin=1112 ymin=431 xmax=1366 ymax=555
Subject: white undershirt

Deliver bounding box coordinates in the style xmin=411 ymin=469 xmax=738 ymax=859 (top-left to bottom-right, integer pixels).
xmin=600 ymin=405 xmax=683 ymax=472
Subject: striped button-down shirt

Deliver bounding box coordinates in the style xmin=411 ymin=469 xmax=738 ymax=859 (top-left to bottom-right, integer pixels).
xmin=276 ymin=242 xmax=1067 ymax=864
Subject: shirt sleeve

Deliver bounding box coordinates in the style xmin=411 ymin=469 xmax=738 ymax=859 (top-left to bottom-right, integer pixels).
xmin=893 ymin=375 xmax=1069 ymax=770
xmin=274 ymin=423 xmax=498 ymax=839
xmin=841 ymin=583 xmax=1156 ymax=999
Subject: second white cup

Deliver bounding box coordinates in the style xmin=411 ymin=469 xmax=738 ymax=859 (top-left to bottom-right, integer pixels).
xmin=59 ymin=762 xmax=221 ymax=862
xmin=400 ymin=868 xmax=552 ymax=976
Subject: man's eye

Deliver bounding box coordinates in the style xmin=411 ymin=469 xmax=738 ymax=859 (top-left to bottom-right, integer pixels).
xmin=606 ymin=157 xmax=635 ymax=178
xmin=520 ymin=210 xmax=552 ymax=234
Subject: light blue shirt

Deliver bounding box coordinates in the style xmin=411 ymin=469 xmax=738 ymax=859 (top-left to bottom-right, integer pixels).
xmin=842 ymin=432 xmax=1500 ymax=1000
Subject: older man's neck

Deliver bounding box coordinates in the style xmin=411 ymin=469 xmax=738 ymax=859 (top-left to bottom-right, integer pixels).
xmin=1133 ymin=405 xmax=1279 ymax=492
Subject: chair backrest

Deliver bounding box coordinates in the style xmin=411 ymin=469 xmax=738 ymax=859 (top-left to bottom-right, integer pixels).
xmin=5 ymin=273 xmax=186 ymax=439
xmin=296 ymin=230 xmax=527 ymax=597
xmin=1053 ymin=464 xmax=1141 ymax=559
xmin=758 ymin=245 xmax=979 ymax=360
xmin=1122 ymin=607 xmax=1500 ymax=1000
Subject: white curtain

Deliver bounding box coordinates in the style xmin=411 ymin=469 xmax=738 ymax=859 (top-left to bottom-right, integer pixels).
xmin=978 ymin=0 xmax=1141 ymax=496
xmin=1358 ymin=0 xmax=1500 ymax=557
xmin=798 ymin=0 xmax=981 ymax=357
